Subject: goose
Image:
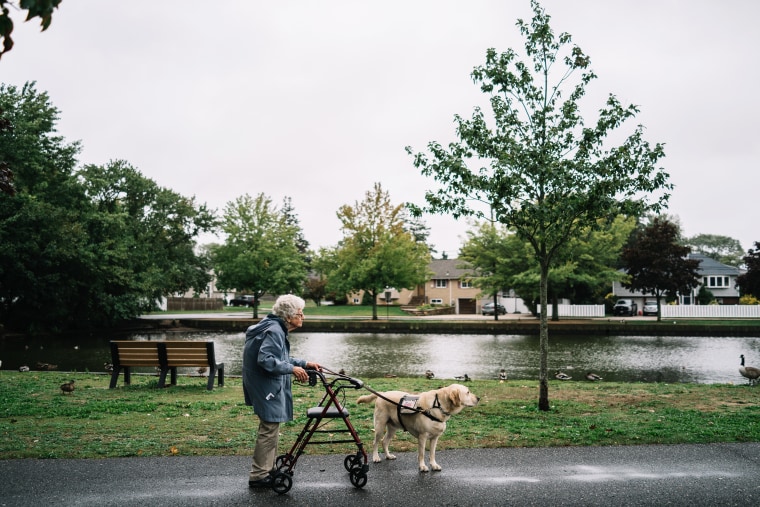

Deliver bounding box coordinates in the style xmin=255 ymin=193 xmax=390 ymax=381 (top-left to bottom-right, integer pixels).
xmin=60 ymin=380 xmax=75 ymax=395
xmin=554 ymin=370 xmax=572 ymax=380
xmin=739 ymin=355 xmax=760 ymax=385
xmin=585 ymin=372 xmax=603 ymax=381
xmin=425 ymin=369 xmax=435 ymax=379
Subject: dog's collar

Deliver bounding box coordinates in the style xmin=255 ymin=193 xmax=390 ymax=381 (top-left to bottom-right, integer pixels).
xmin=430 ymin=393 xmax=451 ymax=418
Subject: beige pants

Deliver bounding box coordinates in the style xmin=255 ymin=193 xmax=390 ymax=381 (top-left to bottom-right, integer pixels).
xmin=250 ymin=418 xmax=280 ymax=481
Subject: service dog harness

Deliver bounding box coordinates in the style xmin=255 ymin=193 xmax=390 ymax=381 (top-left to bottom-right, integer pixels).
xmin=395 ymin=394 xmax=450 ymax=432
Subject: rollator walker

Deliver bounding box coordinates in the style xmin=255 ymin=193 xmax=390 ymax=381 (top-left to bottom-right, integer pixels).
xmin=269 ymin=368 xmax=370 ymax=494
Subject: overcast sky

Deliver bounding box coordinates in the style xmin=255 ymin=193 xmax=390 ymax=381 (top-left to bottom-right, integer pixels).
xmin=2 ymin=1 xmax=758 ymax=256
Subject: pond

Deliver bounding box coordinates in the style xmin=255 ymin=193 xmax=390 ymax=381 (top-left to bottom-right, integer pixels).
xmin=3 ymin=331 xmax=760 ymax=385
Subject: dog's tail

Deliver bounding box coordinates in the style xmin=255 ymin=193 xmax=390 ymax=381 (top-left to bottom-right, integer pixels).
xmin=356 ymin=393 xmax=377 ymax=404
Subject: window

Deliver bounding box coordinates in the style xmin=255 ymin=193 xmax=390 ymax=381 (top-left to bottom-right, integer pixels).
xmin=431 ymin=298 xmax=443 ymax=305
xmin=703 ymin=276 xmax=730 ymax=288
xmin=435 ymin=279 xmax=447 ymax=288
xmin=460 ymin=280 xmax=473 ymax=289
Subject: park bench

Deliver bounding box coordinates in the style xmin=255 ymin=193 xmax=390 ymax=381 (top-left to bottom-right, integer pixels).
xmin=109 ymin=340 xmax=224 ymax=390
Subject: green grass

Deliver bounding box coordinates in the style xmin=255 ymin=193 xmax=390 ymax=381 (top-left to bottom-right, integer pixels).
xmin=2 ymin=372 xmax=759 ymax=459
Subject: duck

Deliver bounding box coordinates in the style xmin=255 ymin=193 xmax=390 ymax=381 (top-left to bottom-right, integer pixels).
xmin=338 ymin=368 xmax=346 ymax=376
xmin=739 ymin=355 xmax=760 ymax=385
xmin=36 ymin=362 xmax=58 ymax=371
xmin=554 ymin=370 xmax=572 ymax=381
xmin=383 ymin=373 xmax=397 ymax=378
xmin=454 ymin=374 xmax=471 ymax=382
xmin=425 ymin=369 xmax=435 ymax=379
xmin=197 ymin=367 xmax=207 ymax=376
xmin=104 ymin=362 xmax=114 ymax=372
xmin=60 ymin=380 xmax=75 ymax=395
xmin=498 ymin=369 xmax=508 ymax=381
xmin=585 ymin=372 xmax=603 ymax=381
xmin=19 ymin=365 xmax=30 ymax=372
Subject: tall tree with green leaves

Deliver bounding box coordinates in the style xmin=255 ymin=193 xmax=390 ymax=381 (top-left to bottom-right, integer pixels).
xmin=459 ymin=221 xmax=531 ymax=320
xmin=79 ymin=160 xmax=217 ymax=316
xmin=407 ymin=1 xmax=670 ymax=410
xmin=0 ymin=83 xmax=215 ymax=333
xmin=621 ymin=217 xmax=701 ymax=321
xmin=684 ymin=233 xmax=744 ymax=268
xmin=332 ymin=182 xmax=430 ymax=320
xmin=212 ymin=193 xmax=307 ymax=318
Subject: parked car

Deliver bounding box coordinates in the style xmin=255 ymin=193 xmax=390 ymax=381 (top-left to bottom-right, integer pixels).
xmin=642 ymin=301 xmax=658 ymax=316
xmin=482 ymin=302 xmax=507 ymax=315
xmin=230 ymin=295 xmax=255 ymax=307
xmin=613 ymin=299 xmax=638 ymax=316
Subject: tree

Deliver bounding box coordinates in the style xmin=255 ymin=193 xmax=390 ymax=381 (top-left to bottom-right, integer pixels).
xmin=544 ymin=215 xmax=637 ymax=319
xmin=331 ymin=182 xmax=430 ymax=320
xmin=211 ymin=193 xmax=307 ymax=318
xmin=459 ymin=221 xmax=531 ymax=320
xmin=0 ymin=83 xmax=215 ymax=333
xmin=79 ymin=160 xmax=217 ymax=315
xmin=621 ymin=217 xmax=701 ymax=320
xmin=685 ymin=233 xmax=744 ymax=268
xmin=0 ymin=0 xmax=61 ymax=59
xmin=736 ymin=242 xmax=760 ymax=298
xmin=407 ymin=1 xmax=669 ymax=410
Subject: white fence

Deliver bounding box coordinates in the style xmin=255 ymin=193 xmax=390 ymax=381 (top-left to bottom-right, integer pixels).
xmin=661 ymin=305 xmax=760 ymax=319
xmin=546 ymin=304 xmax=605 ymax=318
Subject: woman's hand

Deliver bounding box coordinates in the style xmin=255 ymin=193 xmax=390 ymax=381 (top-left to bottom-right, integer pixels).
xmin=305 ymin=362 xmax=322 ymax=371
xmin=292 ymin=366 xmax=308 ymax=382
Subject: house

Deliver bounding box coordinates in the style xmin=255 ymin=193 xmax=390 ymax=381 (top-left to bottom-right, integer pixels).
xmin=375 ymin=258 xmax=531 ymax=314
xmin=612 ymin=252 xmax=743 ymax=307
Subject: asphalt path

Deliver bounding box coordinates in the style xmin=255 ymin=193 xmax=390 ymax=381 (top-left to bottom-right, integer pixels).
xmin=2 ymin=443 xmax=759 ymax=506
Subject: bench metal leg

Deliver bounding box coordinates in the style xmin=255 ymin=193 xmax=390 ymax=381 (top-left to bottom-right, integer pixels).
xmin=109 ymin=368 xmax=121 ymax=389
xmin=157 ymin=368 xmax=168 ymax=388
xmin=206 ymin=363 xmax=224 ymax=390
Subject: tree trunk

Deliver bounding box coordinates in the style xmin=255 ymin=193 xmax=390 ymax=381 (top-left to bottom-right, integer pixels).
xmin=538 ymin=262 xmax=550 ymax=411
xmin=371 ymin=290 xmax=378 ymax=320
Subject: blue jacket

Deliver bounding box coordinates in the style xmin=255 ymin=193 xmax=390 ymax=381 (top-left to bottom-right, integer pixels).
xmin=242 ymin=314 xmax=306 ymax=423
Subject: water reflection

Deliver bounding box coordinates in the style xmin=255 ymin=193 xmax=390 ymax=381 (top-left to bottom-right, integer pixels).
xmin=2 ymin=331 xmax=760 ymax=384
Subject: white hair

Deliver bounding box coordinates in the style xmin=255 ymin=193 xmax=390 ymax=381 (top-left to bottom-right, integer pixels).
xmin=271 ymin=294 xmax=305 ymax=320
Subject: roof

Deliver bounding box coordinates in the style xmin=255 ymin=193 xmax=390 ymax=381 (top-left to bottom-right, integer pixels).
xmin=429 ymin=258 xmax=474 ymax=279
xmin=687 ymin=253 xmax=742 ymax=276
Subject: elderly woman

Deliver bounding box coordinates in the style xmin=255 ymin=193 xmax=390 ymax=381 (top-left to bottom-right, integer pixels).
xmin=243 ymin=294 xmax=321 ymax=488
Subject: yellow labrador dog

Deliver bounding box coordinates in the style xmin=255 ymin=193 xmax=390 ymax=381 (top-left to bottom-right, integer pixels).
xmin=357 ymin=384 xmax=479 ymax=472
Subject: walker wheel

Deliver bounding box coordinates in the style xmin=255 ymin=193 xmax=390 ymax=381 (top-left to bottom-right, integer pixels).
xmin=271 ymin=471 xmax=293 ymax=495
xmin=344 ymin=454 xmax=358 ymax=472
xmin=349 ymin=469 xmax=368 ymax=489
xmin=275 ymin=454 xmax=294 ymax=471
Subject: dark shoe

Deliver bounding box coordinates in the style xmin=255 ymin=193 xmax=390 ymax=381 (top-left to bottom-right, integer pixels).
xmin=248 ymin=475 xmax=273 ymax=488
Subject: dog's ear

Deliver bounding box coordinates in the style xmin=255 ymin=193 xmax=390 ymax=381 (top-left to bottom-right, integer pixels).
xmin=448 ymin=385 xmax=461 ymax=406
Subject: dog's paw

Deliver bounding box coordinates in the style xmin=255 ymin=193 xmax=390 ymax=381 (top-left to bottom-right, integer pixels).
xmin=419 ymin=464 xmax=429 ymax=473
xmin=431 ymin=462 xmax=442 ymax=472
xmin=372 ymin=455 xmax=382 ymax=463
xmin=385 ymin=453 xmax=397 ymax=461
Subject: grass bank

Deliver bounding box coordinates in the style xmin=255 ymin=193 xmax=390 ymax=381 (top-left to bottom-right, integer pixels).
xmin=2 ymin=372 xmax=759 ymax=460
